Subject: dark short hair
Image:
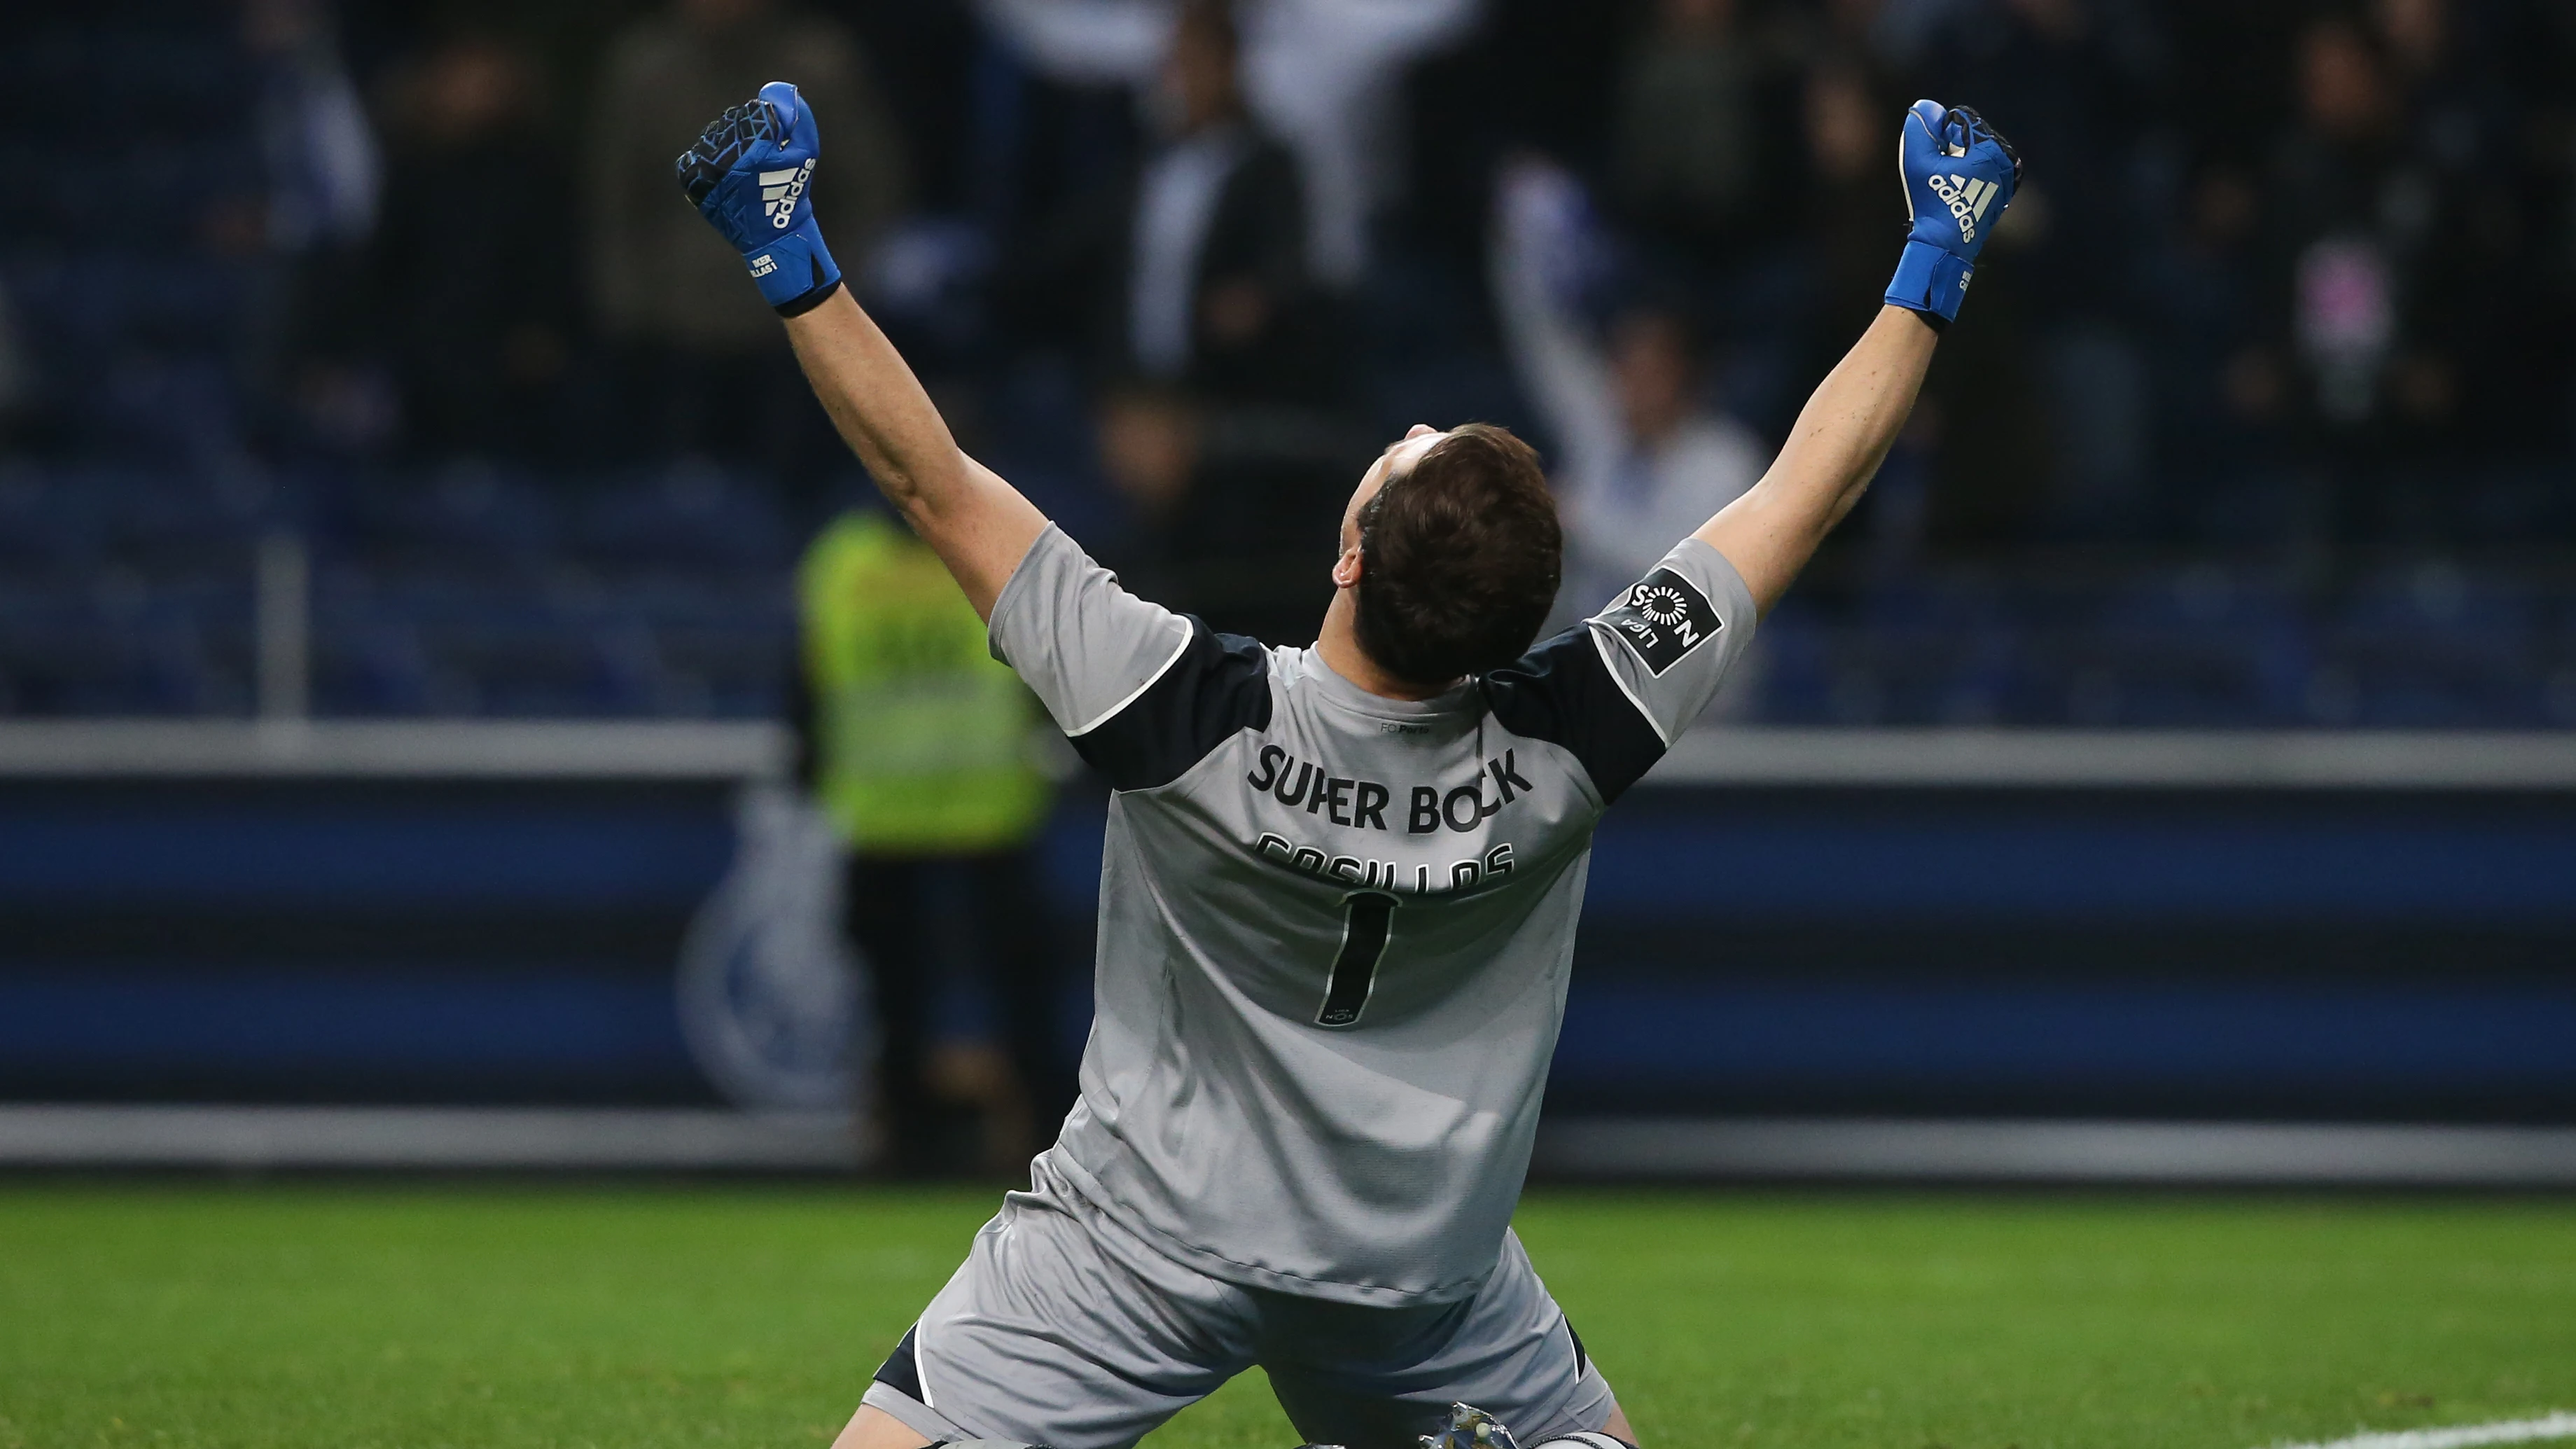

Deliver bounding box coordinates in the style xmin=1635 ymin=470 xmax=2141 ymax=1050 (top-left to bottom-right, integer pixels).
xmin=1353 ymin=423 xmax=1563 ymax=688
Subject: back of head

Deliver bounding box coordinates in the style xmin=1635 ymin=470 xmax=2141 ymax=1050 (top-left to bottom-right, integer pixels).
xmin=1353 ymin=423 xmax=1564 ymax=689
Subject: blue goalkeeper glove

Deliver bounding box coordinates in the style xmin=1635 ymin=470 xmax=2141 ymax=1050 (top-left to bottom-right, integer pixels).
xmin=1885 ymin=99 xmax=2022 ymax=325
xmin=676 ymin=80 xmax=843 ymax=317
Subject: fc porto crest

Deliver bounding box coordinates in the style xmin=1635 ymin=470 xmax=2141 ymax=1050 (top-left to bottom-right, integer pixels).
xmin=678 ymin=785 xmax=868 ymax=1114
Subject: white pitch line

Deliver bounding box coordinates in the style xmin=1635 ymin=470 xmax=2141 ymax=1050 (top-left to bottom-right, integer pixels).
xmin=2265 ymin=1413 xmax=2576 ymax=1449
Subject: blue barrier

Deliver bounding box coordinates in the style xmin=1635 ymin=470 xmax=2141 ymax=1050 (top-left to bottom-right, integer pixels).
xmin=0 ymin=794 xmax=731 ymax=906
xmin=2 ymin=774 xmax=2572 ymax=1119
xmin=1589 ymin=813 xmax=2576 ymax=922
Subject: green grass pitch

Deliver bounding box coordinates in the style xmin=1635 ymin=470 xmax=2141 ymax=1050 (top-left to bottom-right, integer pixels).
xmin=2 ymin=1185 xmax=2570 ymax=1449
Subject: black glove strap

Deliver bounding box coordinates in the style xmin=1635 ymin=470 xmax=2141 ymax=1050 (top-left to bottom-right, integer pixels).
xmin=774 ymin=276 xmax=842 ymax=319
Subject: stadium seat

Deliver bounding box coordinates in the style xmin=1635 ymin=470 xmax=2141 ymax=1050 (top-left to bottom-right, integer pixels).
xmin=565 ymin=464 xmax=791 ymax=571
xmin=2007 ymin=567 xmax=2311 ymax=726
xmin=2316 ymin=564 xmax=2546 ymax=726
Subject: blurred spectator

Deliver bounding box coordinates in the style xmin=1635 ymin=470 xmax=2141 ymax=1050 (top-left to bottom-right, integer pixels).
xmin=1912 ymin=0 xmax=2160 ymax=313
xmin=1797 ymin=59 xmax=1910 ymax=380
xmin=2376 ymin=0 xmax=2486 ymax=161
xmin=978 ymin=0 xmax=1325 ymax=398
xmin=1793 ymin=55 xmax=1932 ymax=567
xmin=1096 ymin=385 xmax=1200 ymax=526
xmin=2143 ymin=162 xmax=2282 ymax=525
xmin=0 ymin=286 xmax=29 ymax=447
xmin=1231 ymin=0 xmax=1482 ymax=286
xmin=1493 ymin=161 xmax=1767 ymax=620
xmin=976 ymin=0 xmax=1479 ymax=287
xmin=1912 ymin=207 xmax=2051 ymax=558
xmin=246 ymin=0 xmax=389 ymax=455
xmin=1122 ymin=0 xmax=1321 ymax=402
xmin=370 ymin=36 xmax=572 ymax=462
xmin=8 ymin=0 xmax=2576 ymax=730
xmin=1606 ymin=0 xmax=1791 ymax=267
xmin=999 ymin=0 xmax=1349 ymax=639
xmin=1799 ymin=0 xmax=1905 ymax=73
xmin=790 ymin=507 xmax=1065 ymax=1175
xmin=1912 ymin=0 xmax=2163 ymax=539
xmin=2257 ymin=15 xmax=2478 ymax=477
xmin=587 ymin=0 xmax=906 ymax=469
xmin=2368 ymin=0 xmax=2565 ymax=457
xmin=1599 ymin=0 xmax=1813 ymax=434
xmin=249 ymin=0 xmax=380 ymax=261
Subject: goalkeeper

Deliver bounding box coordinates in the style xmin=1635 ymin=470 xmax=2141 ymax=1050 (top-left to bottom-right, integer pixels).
xmin=679 ymin=83 xmax=2018 ymax=1449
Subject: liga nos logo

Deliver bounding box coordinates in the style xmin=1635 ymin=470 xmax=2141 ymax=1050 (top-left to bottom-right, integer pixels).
xmin=1603 ymin=567 xmax=1721 ymax=677
xmin=1928 ymin=171 xmax=2000 ymax=242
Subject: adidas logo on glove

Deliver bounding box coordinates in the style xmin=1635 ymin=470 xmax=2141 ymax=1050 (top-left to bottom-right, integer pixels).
xmin=1886 ymin=99 xmax=2018 ymax=322
xmin=759 ymin=160 xmax=814 ymax=230
xmin=1927 ymin=172 xmax=2000 ymax=243
xmin=680 ymin=81 xmax=845 ymax=314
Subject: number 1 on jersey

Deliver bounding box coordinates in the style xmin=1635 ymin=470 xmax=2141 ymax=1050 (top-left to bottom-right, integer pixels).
xmin=1317 ymin=891 xmax=1396 ymax=1027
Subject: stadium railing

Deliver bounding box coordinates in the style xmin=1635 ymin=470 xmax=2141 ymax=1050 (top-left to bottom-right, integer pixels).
xmin=8 ymin=719 xmax=2576 ymax=1181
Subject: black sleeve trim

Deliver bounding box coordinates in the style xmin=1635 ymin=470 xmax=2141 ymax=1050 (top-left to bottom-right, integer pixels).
xmin=1068 ymin=619 xmax=1272 ymax=791
xmin=1481 ymin=625 xmax=1666 ymax=805
xmin=872 ymin=1325 xmax=923 ymax=1400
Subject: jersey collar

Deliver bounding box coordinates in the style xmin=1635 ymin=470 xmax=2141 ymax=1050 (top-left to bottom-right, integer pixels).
xmin=1295 ymin=644 xmax=1482 ymax=723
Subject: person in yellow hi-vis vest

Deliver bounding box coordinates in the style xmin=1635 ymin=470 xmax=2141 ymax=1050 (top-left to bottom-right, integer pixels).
xmin=793 ymin=506 xmax=1064 ymax=1174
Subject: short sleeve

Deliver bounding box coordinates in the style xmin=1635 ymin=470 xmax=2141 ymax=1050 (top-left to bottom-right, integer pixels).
xmin=988 ymin=525 xmax=1272 ymax=791
xmin=1482 ymin=537 xmax=1757 ymax=806
xmin=1583 ymin=536 xmax=1758 ymax=745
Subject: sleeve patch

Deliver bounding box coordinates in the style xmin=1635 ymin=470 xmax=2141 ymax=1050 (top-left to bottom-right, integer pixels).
xmin=1598 ymin=568 xmax=1722 ymax=677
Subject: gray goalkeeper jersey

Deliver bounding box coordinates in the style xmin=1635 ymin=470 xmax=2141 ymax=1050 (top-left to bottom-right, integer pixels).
xmin=989 ymin=524 xmax=1755 ymax=1308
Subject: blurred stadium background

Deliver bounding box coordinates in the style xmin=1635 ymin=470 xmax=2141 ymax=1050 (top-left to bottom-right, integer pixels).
xmin=6 ymin=0 xmax=2576 ymax=1181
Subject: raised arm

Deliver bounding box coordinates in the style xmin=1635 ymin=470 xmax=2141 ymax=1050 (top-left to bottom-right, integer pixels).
xmin=1698 ymin=305 xmax=1935 ymax=611
xmin=779 ymin=287 xmax=1045 ymax=617
xmin=1698 ymin=100 xmax=2021 ymax=613
xmin=678 ymin=81 xmax=1044 ymax=619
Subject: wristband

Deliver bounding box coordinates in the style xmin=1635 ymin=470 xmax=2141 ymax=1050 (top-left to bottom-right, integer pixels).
xmin=1885 ymin=238 xmax=1973 ymax=323
xmin=746 ymin=214 xmax=842 ymax=314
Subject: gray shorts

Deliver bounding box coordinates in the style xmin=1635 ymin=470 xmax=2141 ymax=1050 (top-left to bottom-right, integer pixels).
xmin=861 ymin=1158 xmax=1615 ymax=1449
